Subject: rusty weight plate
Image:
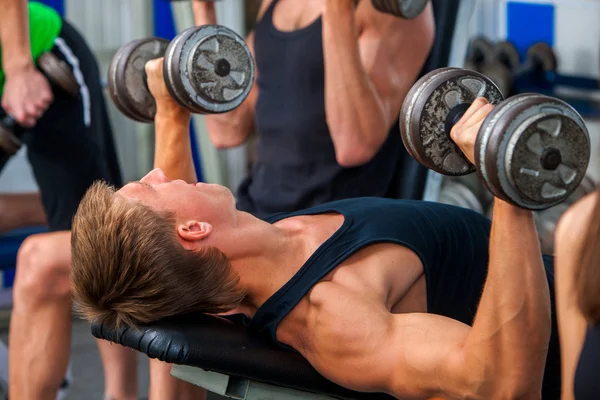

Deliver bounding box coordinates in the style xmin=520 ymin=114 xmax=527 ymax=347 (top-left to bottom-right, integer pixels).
xmin=400 ymin=67 xmax=504 ymax=176
xmin=107 ymin=37 xmax=170 ymax=122
xmin=475 ymin=93 xmax=590 ymax=210
xmin=37 ymin=52 xmax=79 ymax=97
xmin=164 ymin=25 xmax=254 ymax=115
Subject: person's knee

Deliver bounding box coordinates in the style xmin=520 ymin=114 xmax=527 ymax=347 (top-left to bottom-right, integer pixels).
xmin=14 ymin=233 xmax=72 ymax=305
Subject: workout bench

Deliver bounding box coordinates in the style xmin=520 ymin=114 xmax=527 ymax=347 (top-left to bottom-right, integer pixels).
xmin=92 ymin=313 xmax=394 ymax=400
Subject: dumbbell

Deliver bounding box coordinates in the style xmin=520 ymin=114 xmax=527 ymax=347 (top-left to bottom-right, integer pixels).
xmin=370 ymin=0 xmax=429 ymax=19
xmin=168 ymin=0 xmax=429 ymax=19
xmin=107 ymin=24 xmax=254 ymax=123
xmin=0 ymin=51 xmax=80 ymax=157
xmin=491 ymin=41 xmax=556 ymax=93
xmin=464 ymin=36 xmax=495 ymax=72
xmin=399 ymin=67 xmax=591 ymax=211
xmin=499 ymin=41 xmax=557 ymax=76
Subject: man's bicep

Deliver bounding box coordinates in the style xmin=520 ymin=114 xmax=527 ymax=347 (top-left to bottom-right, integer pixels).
xmin=357 ymin=3 xmax=435 ymax=125
xmin=303 ymin=283 xmax=473 ymax=398
xmin=385 ymin=312 xmax=476 ymax=399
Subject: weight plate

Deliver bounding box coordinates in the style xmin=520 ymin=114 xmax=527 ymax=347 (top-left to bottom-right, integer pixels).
xmin=107 ymin=37 xmax=170 ymax=123
xmin=163 ymin=27 xmax=198 ymax=111
xmin=526 ymin=42 xmax=557 ymax=72
xmin=164 ymin=25 xmax=254 ymax=114
xmin=438 ymin=181 xmax=484 ymax=214
xmin=464 ymin=36 xmax=494 ymax=72
xmin=476 ymin=94 xmax=549 ymax=204
xmin=493 ymin=40 xmax=520 ymax=71
xmin=480 ymin=63 xmax=513 ymax=98
xmin=371 ymin=0 xmax=428 ymax=19
xmin=0 ymin=124 xmax=21 ymax=155
xmin=37 ymin=52 xmax=80 ymax=98
xmin=476 ymin=94 xmax=590 ymax=210
xmin=400 ymin=67 xmax=504 ymax=176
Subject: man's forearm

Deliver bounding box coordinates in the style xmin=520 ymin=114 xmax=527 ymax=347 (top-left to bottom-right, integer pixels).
xmin=463 ymin=200 xmax=551 ymax=395
xmin=0 ymin=0 xmax=33 ymax=74
xmin=154 ymin=110 xmax=197 ymax=183
xmin=322 ymin=2 xmax=388 ymax=165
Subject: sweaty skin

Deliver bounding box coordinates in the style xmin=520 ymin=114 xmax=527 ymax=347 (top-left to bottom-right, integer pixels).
xmin=127 ymin=62 xmax=552 ymax=400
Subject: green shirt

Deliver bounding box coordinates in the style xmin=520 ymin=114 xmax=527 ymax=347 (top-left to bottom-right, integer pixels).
xmin=0 ymin=2 xmax=63 ymax=92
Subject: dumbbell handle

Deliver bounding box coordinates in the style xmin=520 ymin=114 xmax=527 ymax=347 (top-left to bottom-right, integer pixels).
xmin=1 ymin=115 xmax=18 ymax=131
xmin=0 ymin=114 xmax=26 ymax=174
xmin=444 ymin=103 xmax=471 ymax=137
xmin=443 ymin=101 xmax=563 ymax=171
xmin=140 ymin=56 xmax=231 ymax=95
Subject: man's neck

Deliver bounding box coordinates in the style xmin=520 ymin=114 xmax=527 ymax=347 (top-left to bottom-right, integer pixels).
xmin=223 ymin=212 xmax=308 ymax=315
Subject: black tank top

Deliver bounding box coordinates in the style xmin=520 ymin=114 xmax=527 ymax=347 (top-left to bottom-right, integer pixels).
xmin=574 ymin=324 xmax=600 ymax=399
xmin=236 ymin=0 xmax=402 ymax=219
xmin=245 ymin=197 xmax=561 ymax=399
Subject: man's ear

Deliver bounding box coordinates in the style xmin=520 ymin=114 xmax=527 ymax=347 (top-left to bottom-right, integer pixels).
xmin=177 ymin=221 xmax=213 ymax=244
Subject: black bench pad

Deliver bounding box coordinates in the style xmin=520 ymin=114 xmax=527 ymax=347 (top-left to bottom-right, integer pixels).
xmin=91 ymin=313 xmax=395 ymax=400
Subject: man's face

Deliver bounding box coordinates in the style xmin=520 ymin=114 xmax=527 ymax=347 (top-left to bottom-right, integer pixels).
xmin=117 ymin=169 xmax=238 ymax=227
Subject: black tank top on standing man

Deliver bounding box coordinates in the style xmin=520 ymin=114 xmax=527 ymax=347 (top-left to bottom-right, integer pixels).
xmin=235 ymin=0 xmax=402 ymax=219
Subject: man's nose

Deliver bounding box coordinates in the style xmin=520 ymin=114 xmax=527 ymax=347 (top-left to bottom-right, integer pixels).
xmin=141 ymin=168 xmax=169 ymax=184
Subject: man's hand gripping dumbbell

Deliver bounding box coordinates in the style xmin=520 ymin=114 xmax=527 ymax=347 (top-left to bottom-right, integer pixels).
xmin=108 ymin=24 xmax=255 ymax=122
xmin=400 ymin=67 xmax=591 ymax=211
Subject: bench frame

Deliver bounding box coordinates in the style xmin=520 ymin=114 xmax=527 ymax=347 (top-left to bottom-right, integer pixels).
xmin=171 ymin=365 xmax=338 ymax=400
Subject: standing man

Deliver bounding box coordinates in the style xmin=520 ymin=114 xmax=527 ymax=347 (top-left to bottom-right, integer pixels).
xmin=0 ymin=1 xmax=137 ymax=399
xmin=193 ymin=0 xmax=435 ymax=218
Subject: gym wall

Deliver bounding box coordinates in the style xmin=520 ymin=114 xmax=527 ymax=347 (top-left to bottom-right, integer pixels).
xmin=464 ymin=0 xmax=600 ymax=184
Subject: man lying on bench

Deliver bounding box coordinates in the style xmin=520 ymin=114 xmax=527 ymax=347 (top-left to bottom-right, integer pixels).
xmin=70 ymin=58 xmax=560 ymax=400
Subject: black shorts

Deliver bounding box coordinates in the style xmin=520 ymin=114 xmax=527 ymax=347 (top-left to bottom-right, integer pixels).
xmin=16 ymin=20 xmax=122 ymax=231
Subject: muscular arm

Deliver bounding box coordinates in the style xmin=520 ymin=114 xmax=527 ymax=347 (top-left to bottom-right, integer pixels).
xmin=303 ymin=101 xmax=551 ymax=399
xmin=306 ymin=202 xmax=550 ymax=400
xmin=191 ymin=0 xmax=262 ymax=149
xmin=154 ymin=109 xmax=196 ymax=183
xmin=322 ymin=1 xmax=434 ymax=167
xmin=0 ymin=0 xmax=33 ymax=74
xmin=147 ymin=59 xmax=197 ymax=183
xmin=554 ymin=193 xmax=597 ymax=400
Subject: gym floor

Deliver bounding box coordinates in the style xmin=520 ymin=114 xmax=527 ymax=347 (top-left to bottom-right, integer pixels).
xmin=0 ymin=318 xmax=225 ymax=400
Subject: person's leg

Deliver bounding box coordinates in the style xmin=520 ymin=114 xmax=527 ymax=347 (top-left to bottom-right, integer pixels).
xmin=149 ymin=359 xmax=207 ymax=400
xmin=9 ymin=232 xmax=72 ymax=400
xmin=0 ymin=193 xmax=46 ymax=234
xmin=24 ymin=19 xmax=136 ymax=399
xmin=97 ymin=341 xmax=138 ymax=400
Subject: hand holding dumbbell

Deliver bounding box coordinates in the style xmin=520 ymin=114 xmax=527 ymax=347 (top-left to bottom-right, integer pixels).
xmin=400 ymin=67 xmax=591 ymax=210
xmin=0 ymin=52 xmax=79 ymax=156
xmin=108 ymin=25 xmax=254 ymax=123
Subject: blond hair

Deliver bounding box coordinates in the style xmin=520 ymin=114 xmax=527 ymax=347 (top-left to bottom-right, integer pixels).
xmin=71 ymin=181 xmax=244 ymax=328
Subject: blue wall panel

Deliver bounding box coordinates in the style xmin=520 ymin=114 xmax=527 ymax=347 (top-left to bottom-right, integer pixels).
xmin=36 ymin=0 xmax=65 ymax=16
xmin=507 ymin=1 xmax=555 ymax=60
